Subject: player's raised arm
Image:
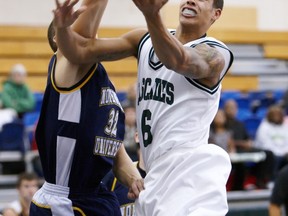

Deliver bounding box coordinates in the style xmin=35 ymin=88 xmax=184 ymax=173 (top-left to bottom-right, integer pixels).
xmin=54 ymin=0 xmax=147 ymax=64
xmin=72 ymin=0 xmax=108 ymax=38
xmin=53 ymin=0 xmax=88 ymax=61
xmin=133 ymin=0 xmax=225 ymax=81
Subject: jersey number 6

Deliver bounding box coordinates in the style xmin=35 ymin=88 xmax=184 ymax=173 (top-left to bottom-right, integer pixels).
xmin=141 ymin=109 xmax=153 ymax=147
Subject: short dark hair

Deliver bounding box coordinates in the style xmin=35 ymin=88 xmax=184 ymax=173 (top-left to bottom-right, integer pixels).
xmin=16 ymin=172 xmax=39 ymax=188
xmin=213 ymin=0 xmax=224 ymax=10
xmin=47 ymin=20 xmax=58 ymax=53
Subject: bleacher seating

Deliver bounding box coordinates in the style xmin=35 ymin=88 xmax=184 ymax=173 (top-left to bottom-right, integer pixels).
xmin=228 ymin=44 xmax=264 ymax=59
xmin=0 ymin=121 xmax=27 ymax=153
xmin=235 ymin=97 xmax=251 ymax=110
xmin=243 ymin=117 xmax=262 ymax=139
xmin=227 ymin=189 xmax=271 ymax=216
xmin=236 ymin=108 xmax=253 ymax=121
xmin=0 ymin=25 xmax=288 ymax=92
xmin=255 ymin=108 xmax=267 ymax=119
xmin=23 ymin=111 xmax=39 ymax=145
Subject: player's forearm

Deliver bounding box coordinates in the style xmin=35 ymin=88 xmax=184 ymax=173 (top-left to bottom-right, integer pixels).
xmin=144 ymin=14 xmax=189 ymax=71
xmin=72 ymin=0 xmax=108 ymax=38
xmin=144 ymin=14 xmax=221 ymax=80
xmin=113 ymin=147 xmax=142 ymax=188
xmin=114 ymin=163 xmax=141 ymax=189
xmin=56 ymin=27 xmax=87 ymax=64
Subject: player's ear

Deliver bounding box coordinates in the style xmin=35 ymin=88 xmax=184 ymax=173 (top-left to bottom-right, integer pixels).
xmin=211 ymin=8 xmax=222 ymax=24
xmin=48 ymin=20 xmax=58 ymax=52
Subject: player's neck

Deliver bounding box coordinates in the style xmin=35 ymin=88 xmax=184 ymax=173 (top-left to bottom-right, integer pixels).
xmin=175 ymin=26 xmax=207 ymax=44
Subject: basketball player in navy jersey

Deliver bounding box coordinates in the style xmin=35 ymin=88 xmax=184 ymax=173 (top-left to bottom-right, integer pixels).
xmin=30 ymin=0 xmax=143 ymax=215
xmin=53 ymin=0 xmax=234 ymax=215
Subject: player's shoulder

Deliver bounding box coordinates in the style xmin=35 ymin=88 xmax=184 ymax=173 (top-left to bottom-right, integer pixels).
xmin=193 ymin=36 xmax=228 ymax=49
xmin=124 ymin=28 xmax=148 ymax=44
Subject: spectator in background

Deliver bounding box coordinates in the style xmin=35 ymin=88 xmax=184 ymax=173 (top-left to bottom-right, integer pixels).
xmin=2 ymin=172 xmax=39 ymax=216
xmin=123 ymin=103 xmax=138 ymax=161
xmin=1 ymin=64 xmax=35 ymax=119
xmin=259 ymin=90 xmax=277 ymax=108
xmin=121 ymin=83 xmax=137 ymax=108
xmin=269 ymin=164 xmax=288 ymax=216
xmin=254 ymin=105 xmax=288 ymax=178
xmin=251 ymin=90 xmax=277 ymax=114
xmin=224 ymin=99 xmax=274 ymax=189
xmin=209 ymin=109 xmax=236 ymax=154
xmin=224 ymin=99 xmax=253 ymax=150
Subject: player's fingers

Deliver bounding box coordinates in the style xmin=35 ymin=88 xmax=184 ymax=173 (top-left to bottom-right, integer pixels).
xmin=63 ymin=0 xmax=72 ymax=7
xmin=70 ymin=0 xmax=80 ymax=8
xmin=127 ymin=189 xmax=136 ymax=200
xmin=66 ymin=0 xmax=81 ymax=15
xmin=72 ymin=6 xmax=87 ymax=19
xmin=77 ymin=5 xmax=87 ymax=14
xmin=129 ymin=178 xmax=144 ymax=199
xmin=52 ymin=9 xmax=59 ymax=19
xmin=55 ymin=0 xmax=61 ymax=8
xmin=127 ymin=188 xmax=137 ymax=199
xmin=136 ymin=178 xmax=145 ymax=191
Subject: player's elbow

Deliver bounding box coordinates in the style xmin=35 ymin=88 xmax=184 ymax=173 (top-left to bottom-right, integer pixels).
xmin=65 ymin=48 xmax=96 ymax=65
xmin=165 ymin=62 xmax=176 ymax=71
xmin=164 ymin=58 xmax=184 ymax=71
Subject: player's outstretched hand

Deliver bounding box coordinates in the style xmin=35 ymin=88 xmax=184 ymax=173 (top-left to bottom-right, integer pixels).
xmin=132 ymin=0 xmax=168 ymax=16
xmin=127 ymin=178 xmax=144 ymax=200
xmin=53 ymin=0 xmax=87 ymax=28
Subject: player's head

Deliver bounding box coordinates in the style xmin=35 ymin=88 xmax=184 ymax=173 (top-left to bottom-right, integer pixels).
xmin=211 ymin=109 xmax=227 ymax=129
xmin=9 ymin=63 xmax=27 ymax=85
xmin=179 ymin=0 xmax=223 ymax=30
xmin=266 ymin=105 xmax=284 ymax=125
xmin=224 ymin=99 xmax=238 ymax=119
xmin=213 ymin=0 xmax=224 ymax=10
xmin=17 ymin=172 xmax=39 ymax=203
xmin=47 ymin=20 xmax=58 ymax=53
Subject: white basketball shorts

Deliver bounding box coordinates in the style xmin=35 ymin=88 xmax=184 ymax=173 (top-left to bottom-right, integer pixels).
xmin=135 ymin=144 xmax=231 ymax=216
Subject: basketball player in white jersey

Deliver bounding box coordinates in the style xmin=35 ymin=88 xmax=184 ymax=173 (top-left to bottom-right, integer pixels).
xmin=53 ymin=0 xmax=234 ymax=215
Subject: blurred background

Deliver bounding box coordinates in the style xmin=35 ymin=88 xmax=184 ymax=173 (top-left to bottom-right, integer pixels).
xmin=0 ymin=0 xmax=288 ymax=216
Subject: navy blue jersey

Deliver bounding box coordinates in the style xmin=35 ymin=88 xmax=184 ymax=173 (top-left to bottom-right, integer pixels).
xmin=30 ymin=182 xmax=121 ymax=216
xmin=103 ymin=162 xmax=146 ymax=216
xmin=35 ymin=55 xmax=125 ymax=191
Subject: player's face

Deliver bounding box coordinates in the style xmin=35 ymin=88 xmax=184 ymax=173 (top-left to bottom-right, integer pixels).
xmin=224 ymin=101 xmax=238 ymax=118
xmin=12 ymin=72 xmax=26 ymax=85
xmin=179 ymin=0 xmax=221 ymax=30
xmin=18 ymin=180 xmax=39 ymax=202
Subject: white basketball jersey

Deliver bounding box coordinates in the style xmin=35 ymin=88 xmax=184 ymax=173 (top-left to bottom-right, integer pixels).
xmin=136 ymin=31 xmax=233 ymax=171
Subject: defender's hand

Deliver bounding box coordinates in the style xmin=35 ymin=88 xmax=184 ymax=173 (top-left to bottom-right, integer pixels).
xmin=53 ymin=0 xmax=87 ymax=28
xmin=127 ymin=178 xmax=145 ymax=200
